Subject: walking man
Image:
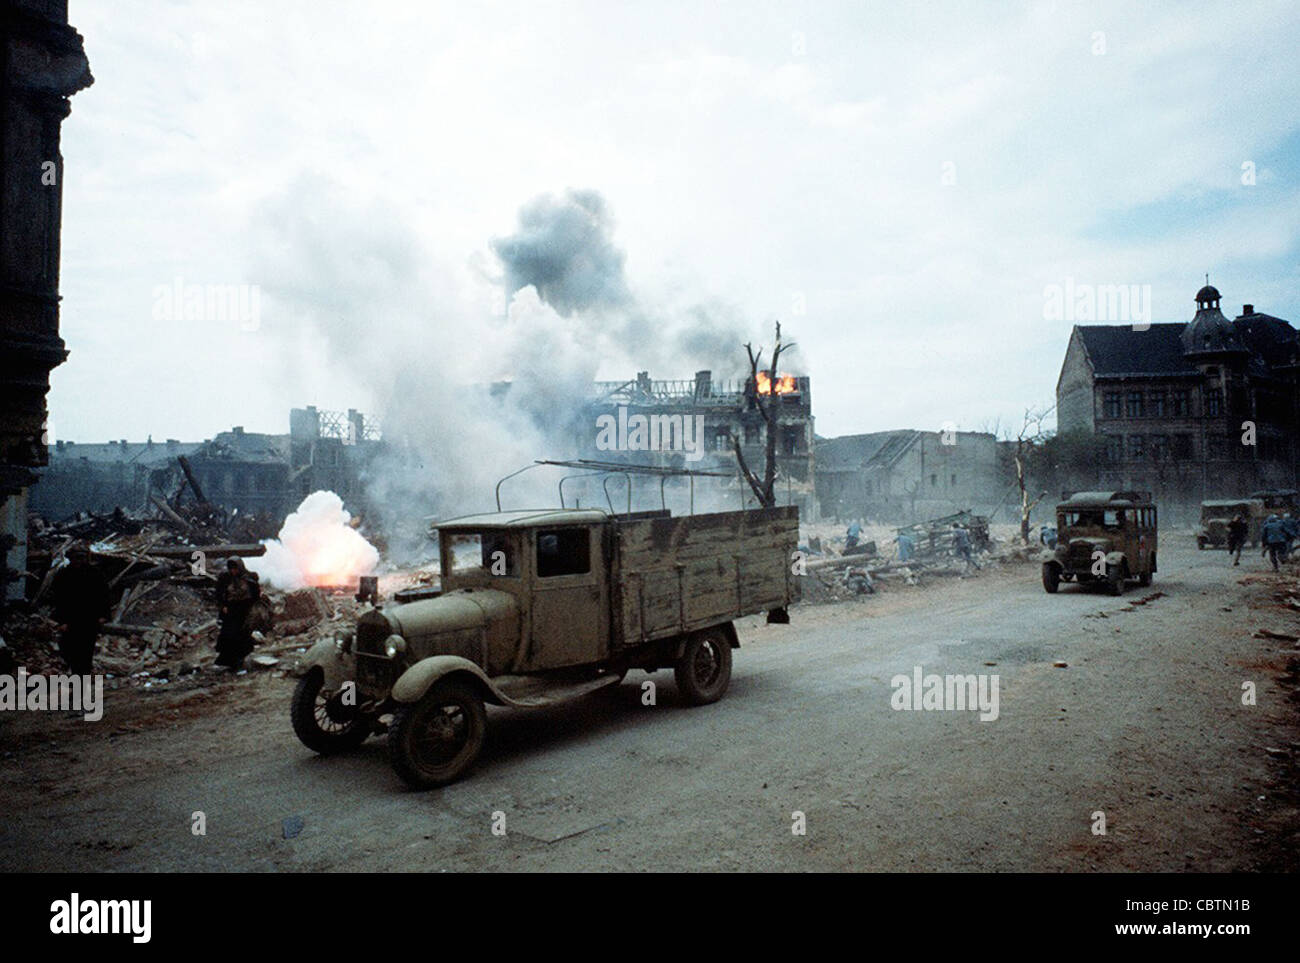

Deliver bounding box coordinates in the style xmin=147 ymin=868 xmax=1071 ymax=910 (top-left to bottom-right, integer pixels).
xmin=215 ymin=557 xmax=260 ymax=671
xmin=49 ymin=543 xmax=111 ymax=675
xmin=1262 ymin=514 xmax=1288 ymax=572
xmin=951 ymin=524 xmax=980 ymax=572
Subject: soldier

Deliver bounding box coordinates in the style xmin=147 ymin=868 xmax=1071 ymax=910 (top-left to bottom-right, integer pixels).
xmin=1282 ymin=512 xmax=1300 ymax=562
xmin=844 ymin=519 xmax=862 ymax=553
xmin=215 ymin=557 xmax=260 ymax=671
xmin=49 ymin=543 xmax=111 ymax=675
xmin=1261 ymin=514 xmax=1288 ymax=572
xmin=951 ymin=524 xmax=981 ymax=572
xmin=1226 ymin=513 xmax=1248 ymax=566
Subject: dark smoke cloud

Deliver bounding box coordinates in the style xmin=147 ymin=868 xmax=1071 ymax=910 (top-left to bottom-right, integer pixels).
xmin=491 ymin=189 xmax=631 ymax=316
xmin=491 ymin=189 xmax=779 ymax=380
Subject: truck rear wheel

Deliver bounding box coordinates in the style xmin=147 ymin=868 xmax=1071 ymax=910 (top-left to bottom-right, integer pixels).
xmin=674 ymin=629 xmax=732 ymax=706
xmin=388 ymin=679 xmax=486 ymax=789
xmin=291 ymin=668 xmax=370 ymax=755
xmin=1041 ymin=563 xmax=1060 ymax=594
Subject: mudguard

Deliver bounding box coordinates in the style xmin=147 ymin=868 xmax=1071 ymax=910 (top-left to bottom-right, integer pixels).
xmin=300 ymin=636 xmax=355 ymax=691
xmin=392 ymin=655 xmax=506 ymax=707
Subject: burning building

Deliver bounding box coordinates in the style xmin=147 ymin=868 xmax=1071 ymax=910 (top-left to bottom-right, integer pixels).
xmin=582 ymin=369 xmax=817 ymax=517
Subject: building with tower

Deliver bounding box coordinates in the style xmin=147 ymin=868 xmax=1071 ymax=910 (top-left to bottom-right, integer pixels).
xmin=1056 ymin=282 xmax=1299 ymax=519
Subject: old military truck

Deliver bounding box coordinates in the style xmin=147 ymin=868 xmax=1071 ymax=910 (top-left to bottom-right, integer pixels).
xmin=1197 ymin=498 xmax=1265 ymax=550
xmin=291 ymin=506 xmax=799 ymax=788
xmin=1041 ymin=491 xmax=1157 ymax=595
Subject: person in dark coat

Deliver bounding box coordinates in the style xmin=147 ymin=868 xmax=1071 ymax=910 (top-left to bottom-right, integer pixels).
xmin=215 ymin=557 xmax=259 ymax=670
xmin=1226 ymin=514 xmax=1248 ymax=566
xmin=49 ymin=543 xmax=112 ymax=675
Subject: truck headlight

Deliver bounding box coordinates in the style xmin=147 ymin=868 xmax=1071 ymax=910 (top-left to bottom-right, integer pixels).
xmin=384 ymin=635 xmax=407 ymax=659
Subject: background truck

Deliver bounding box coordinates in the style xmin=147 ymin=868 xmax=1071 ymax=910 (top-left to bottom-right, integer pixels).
xmin=291 ymin=504 xmax=799 ymax=787
xmin=1197 ymin=498 xmax=1265 ymax=549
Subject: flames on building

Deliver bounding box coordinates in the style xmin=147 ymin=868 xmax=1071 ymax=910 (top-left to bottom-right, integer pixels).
xmin=755 ymin=372 xmax=798 ymax=396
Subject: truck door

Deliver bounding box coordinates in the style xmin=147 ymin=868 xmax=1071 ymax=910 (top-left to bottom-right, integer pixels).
xmin=528 ymin=526 xmax=608 ymax=668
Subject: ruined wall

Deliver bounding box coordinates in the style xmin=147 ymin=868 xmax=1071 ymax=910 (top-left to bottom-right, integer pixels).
xmin=0 ymin=1 xmax=92 ymax=599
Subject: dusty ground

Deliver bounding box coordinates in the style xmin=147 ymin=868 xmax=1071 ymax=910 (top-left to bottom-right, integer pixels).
xmin=2 ymin=538 xmax=1298 ymax=872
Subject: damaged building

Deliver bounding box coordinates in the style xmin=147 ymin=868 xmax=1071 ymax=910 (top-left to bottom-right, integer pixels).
xmin=1056 ymin=283 xmax=1299 ymax=515
xmin=0 ymin=1 xmax=92 ymax=601
xmin=583 ymin=370 xmax=818 ymax=517
xmin=815 ymin=430 xmax=1003 ymax=523
xmin=32 ymin=407 xmax=384 ymax=522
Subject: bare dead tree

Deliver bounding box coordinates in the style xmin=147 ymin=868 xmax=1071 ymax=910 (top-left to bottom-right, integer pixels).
xmin=731 ymin=321 xmax=794 ymax=509
xmin=1012 ymin=405 xmax=1055 ymax=544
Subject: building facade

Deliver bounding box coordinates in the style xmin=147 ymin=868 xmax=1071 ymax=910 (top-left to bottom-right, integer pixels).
xmin=1056 ymin=284 xmax=1299 ymax=519
xmin=581 ymin=370 xmax=817 ymax=517
xmin=815 ymin=429 xmax=1002 ymax=523
xmin=0 ymin=1 xmax=92 ymax=599
xmin=31 ymin=407 xmax=384 ymax=521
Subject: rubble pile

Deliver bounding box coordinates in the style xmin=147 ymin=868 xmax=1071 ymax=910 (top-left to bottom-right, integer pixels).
xmin=797 ymin=517 xmax=1039 ymax=604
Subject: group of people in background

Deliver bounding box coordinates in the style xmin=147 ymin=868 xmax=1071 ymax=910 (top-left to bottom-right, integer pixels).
xmin=46 ymin=545 xmax=261 ymax=678
xmin=1224 ymin=511 xmax=1298 ymax=570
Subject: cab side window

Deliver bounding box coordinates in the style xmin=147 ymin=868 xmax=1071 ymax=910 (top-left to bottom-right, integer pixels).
xmin=536 ymin=528 xmax=591 ymax=578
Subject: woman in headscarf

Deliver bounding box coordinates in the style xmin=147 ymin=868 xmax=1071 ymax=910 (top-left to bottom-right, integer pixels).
xmin=215 ymin=557 xmax=260 ymax=670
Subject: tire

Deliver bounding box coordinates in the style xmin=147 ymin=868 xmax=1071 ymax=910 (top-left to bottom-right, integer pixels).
xmin=674 ymin=629 xmax=733 ymax=706
xmin=1197 ymin=537 xmax=1206 ymax=550
xmin=388 ymin=678 xmax=487 ymax=789
xmin=1138 ymin=568 xmax=1152 ymax=587
xmin=1107 ymin=564 xmax=1125 ymax=596
xmin=291 ymin=667 xmax=370 ymax=755
xmin=1041 ymin=563 xmax=1060 ymax=594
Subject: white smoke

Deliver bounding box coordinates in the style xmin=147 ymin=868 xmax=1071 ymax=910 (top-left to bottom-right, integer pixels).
xmin=247 ymin=490 xmax=380 ymax=590
xmin=247 ymin=177 xmax=788 ymax=560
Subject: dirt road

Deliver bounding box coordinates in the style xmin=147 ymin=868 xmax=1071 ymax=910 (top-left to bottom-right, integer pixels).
xmin=3 ymin=540 xmax=1298 ymax=871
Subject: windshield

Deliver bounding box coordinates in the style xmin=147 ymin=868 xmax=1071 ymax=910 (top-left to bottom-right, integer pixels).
xmin=443 ymin=531 xmax=519 ymax=577
xmin=1060 ymin=509 xmax=1125 ymax=530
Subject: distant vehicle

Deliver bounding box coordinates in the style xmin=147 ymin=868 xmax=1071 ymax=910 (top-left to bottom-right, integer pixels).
xmin=1042 ymin=491 xmax=1157 ymax=595
xmin=291 ymin=505 xmax=799 ymax=788
xmin=1248 ymin=490 xmax=1298 ymax=514
xmin=1197 ymin=498 xmax=1265 ymax=550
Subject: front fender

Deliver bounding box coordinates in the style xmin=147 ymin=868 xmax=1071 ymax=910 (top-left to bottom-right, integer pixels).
xmin=301 ymin=636 xmax=355 ymax=690
xmin=392 ymin=655 xmax=501 ymax=706
xmin=1105 ymin=551 xmax=1128 ymax=570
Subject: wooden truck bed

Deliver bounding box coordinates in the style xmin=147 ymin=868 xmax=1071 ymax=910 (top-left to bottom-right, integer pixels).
xmin=610 ymin=506 xmax=799 ymax=647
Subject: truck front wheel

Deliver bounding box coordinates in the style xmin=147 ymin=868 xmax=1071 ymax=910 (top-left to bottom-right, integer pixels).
xmin=1041 ymin=563 xmax=1060 ymax=594
xmin=291 ymin=668 xmax=371 ymax=755
xmin=674 ymin=629 xmax=733 ymax=706
xmin=388 ymin=679 xmax=487 ymax=789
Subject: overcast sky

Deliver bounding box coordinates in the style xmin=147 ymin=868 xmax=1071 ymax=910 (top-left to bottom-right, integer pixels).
xmin=51 ymin=0 xmax=1300 ymax=446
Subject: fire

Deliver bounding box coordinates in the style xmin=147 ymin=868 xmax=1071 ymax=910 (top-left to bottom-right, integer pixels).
xmin=755 ymin=371 xmax=798 ymax=395
xmin=246 ymin=490 xmax=379 ymax=590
